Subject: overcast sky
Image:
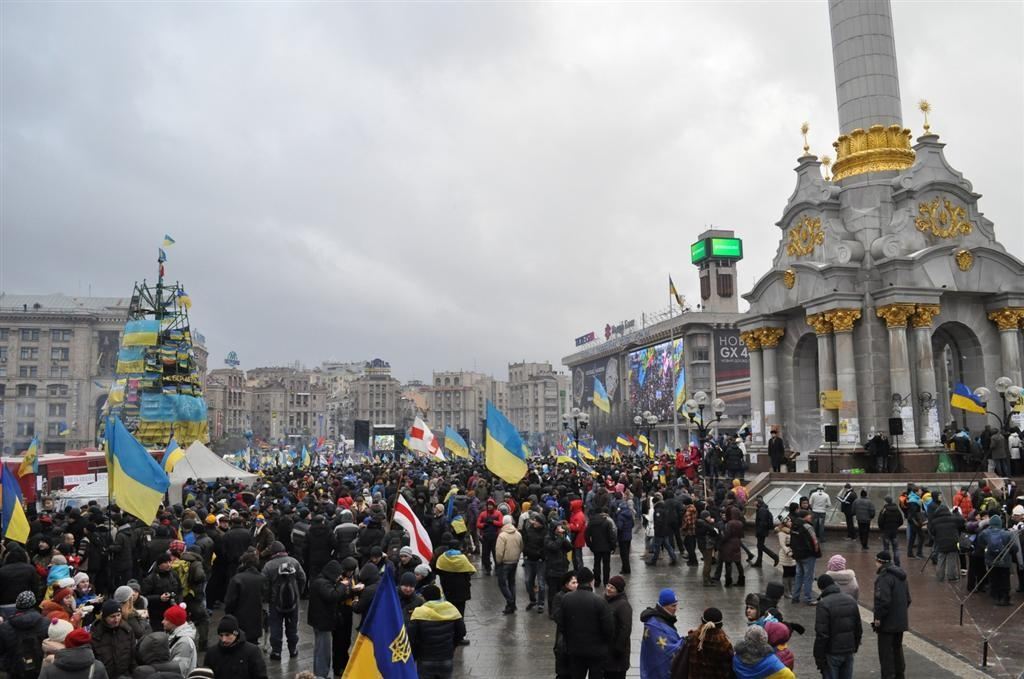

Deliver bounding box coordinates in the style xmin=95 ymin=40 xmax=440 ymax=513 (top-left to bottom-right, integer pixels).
xmin=2 ymin=1 xmax=1021 ymax=383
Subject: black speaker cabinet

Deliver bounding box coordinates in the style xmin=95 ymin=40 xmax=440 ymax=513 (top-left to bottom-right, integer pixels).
xmin=888 ymin=417 xmax=903 ymax=436
xmin=824 ymin=424 xmax=839 ymax=443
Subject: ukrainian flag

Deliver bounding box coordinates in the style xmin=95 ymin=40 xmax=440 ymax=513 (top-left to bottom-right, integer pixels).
xmin=162 ymin=234 xmax=176 ymax=247
xmin=616 ymin=434 xmax=633 ymax=447
xmin=444 ymin=426 xmax=470 ymax=459
xmin=122 ymin=319 xmax=160 ymax=347
xmin=17 ymin=437 xmax=39 ymax=478
xmin=575 ymin=442 xmax=596 ymax=461
xmin=162 ymin=438 xmax=185 ymax=474
xmin=2 ymin=464 xmax=31 ymax=543
xmin=557 ymin=455 xmax=577 ymax=466
xmin=485 ymin=401 xmax=528 ymax=484
xmin=301 ymin=446 xmax=311 ymax=468
xmin=107 ymin=417 xmax=170 ymax=525
xmin=639 ymin=434 xmax=653 ymax=459
xmin=593 ymin=378 xmax=611 ymax=413
xmin=341 ymin=566 xmax=417 ymax=679
xmin=951 ymin=382 xmax=987 ymax=415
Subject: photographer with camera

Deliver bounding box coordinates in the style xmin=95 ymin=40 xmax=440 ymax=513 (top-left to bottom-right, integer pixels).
xmin=141 ymin=554 xmax=180 ymax=632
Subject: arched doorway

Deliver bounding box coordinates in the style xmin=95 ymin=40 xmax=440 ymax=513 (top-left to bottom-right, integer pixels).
xmin=932 ymin=322 xmax=986 ymax=433
xmin=790 ymin=332 xmax=821 ymax=453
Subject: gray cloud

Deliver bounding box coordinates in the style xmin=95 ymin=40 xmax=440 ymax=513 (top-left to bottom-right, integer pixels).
xmin=2 ymin=1 xmax=1021 ymax=382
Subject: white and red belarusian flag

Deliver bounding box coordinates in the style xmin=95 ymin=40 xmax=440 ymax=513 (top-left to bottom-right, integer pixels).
xmin=393 ymin=494 xmax=433 ymax=563
xmin=409 ymin=416 xmax=444 ymax=461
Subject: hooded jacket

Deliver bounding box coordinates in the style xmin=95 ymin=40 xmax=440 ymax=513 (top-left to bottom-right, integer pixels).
xmin=39 ymin=646 xmax=110 ymax=679
xmin=308 ymin=560 xmax=352 ymax=631
xmin=605 ymin=592 xmax=632 ymax=673
xmin=408 ymin=600 xmax=466 ymax=662
xmin=435 ymin=550 xmax=475 ymax=603
xmin=134 ymin=631 xmax=183 ymax=679
xmin=813 ymin=583 xmax=862 ymax=663
xmin=353 ymin=563 xmax=381 ymax=617
xmin=168 ymin=622 xmax=198 ymax=676
xmin=732 ymin=640 xmax=795 ymax=679
xmin=556 ymin=586 xmax=614 ymax=659
xmin=568 ymin=500 xmax=588 ymax=548
xmin=224 ymin=564 xmax=267 ymax=643
xmin=929 ymin=505 xmax=965 ymax=553
xmin=873 ymin=565 xmax=911 ymax=633
xmin=0 ymin=609 xmax=50 ymax=675
xmin=203 ymin=631 xmax=267 ymax=679
xmin=639 ymin=606 xmax=683 ymax=679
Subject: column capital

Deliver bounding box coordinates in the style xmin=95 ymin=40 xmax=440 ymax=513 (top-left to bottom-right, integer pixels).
xmin=739 ymin=330 xmax=762 ymax=351
xmin=876 ymin=303 xmax=917 ymax=329
xmin=806 ymin=313 xmax=834 ymax=335
xmin=823 ymin=308 xmax=861 ymax=333
xmin=911 ymin=304 xmax=941 ymax=328
xmin=987 ymin=307 xmax=1024 ymax=332
xmin=756 ymin=327 xmax=785 ymax=349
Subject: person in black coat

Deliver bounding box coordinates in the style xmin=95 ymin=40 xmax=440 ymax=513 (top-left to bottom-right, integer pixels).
xmin=407 ymin=584 xmax=465 ymax=678
xmin=603 ymin=576 xmax=632 ymax=679
xmin=220 ymin=519 xmax=253 ymax=577
xmin=305 ymin=516 xmax=334 ymax=581
xmin=0 ymin=549 xmax=40 ymax=607
xmin=0 ymin=592 xmax=50 ymax=676
xmin=872 ymin=552 xmax=911 ymax=679
xmin=813 ymin=574 xmax=862 ymax=677
xmin=224 ymin=551 xmax=267 ymax=645
xmin=584 ymin=510 xmax=616 ymax=588
xmin=877 ymin=497 xmax=904 ymax=568
xmin=752 ymin=497 xmax=779 ymax=567
xmin=554 ymin=567 xmax=614 ymax=678
xmin=308 ymin=559 xmax=359 ymax=679
xmin=543 ymin=522 xmax=573 ymax=615
xmin=203 ymin=616 xmax=267 ymax=679
xmin=768 ymin=430 xmax=786 ymax=472
xmin=928 ymin=504 xmax=965 ymax=582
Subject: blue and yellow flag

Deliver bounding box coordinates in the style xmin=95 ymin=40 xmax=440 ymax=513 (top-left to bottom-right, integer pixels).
xmin=107 ymin=417 xmax=170 ymax=525
xmin=176 ymin=288 xmax=192 ymax=310
xmin=485 ymin=401 xmax=528 ymax=484
xmin=342 ymin=565 xmax=417 ymax=679
xmin=162 ymin=438 xmax=185 ymax=474
xmin=616 ymin=434 xmax=633 ymax=447
xmin=593 ymin=378 xmax=611 ymax=414
xmin=162 ymin=234 xmax=176 ymax=247
xmin=444 ymin=426 xmax=470 ymax=459
xmin=951 ymin=382 xmax=986 ymax=415
xmin=301 ymin=446 xmax=311 ymax=468
xmin=573 ymin=441 xmax=596 ymax=461
xmin=639 ymin=434 xmax=653 ymax=459
xmin=17 ymin=437 xmax=39 ymax=478
xmin=2 ymin=463 xmax=31 ymax=543
xmin=58 ymin=422 xmax=70 ymax=437
xmin=122 ymin=319 xmax=160 ymax=347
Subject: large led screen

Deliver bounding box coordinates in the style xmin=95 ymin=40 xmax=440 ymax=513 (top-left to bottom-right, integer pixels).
xmin=626 ymin=339 xmax=684 ymax=422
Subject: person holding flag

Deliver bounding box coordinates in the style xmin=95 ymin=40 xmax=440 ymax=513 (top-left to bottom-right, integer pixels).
xmin=341 ymin=565 xmax=417 ymax=678
xmin=17 ymin=437 xmax=39 ymax=479
xmin=2 ymin=464 xmax=32 ymax=545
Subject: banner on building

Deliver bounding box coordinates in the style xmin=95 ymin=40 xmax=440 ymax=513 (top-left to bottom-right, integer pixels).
xmin=571 ymin=356 xmax=620 ymax=410
xmin=713 ymin=329 xmax=751 ymax=417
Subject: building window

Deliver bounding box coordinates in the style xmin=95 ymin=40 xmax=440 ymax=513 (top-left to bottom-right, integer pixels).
xmin=20 ymin=329 xmax=40 ymax=341
xmin=17 ymin=403 xmax=36 ymax=418
xmin=17 ymin=422 xmax=35 ymax=437
xmin=48 ymin=384 xmax=69 ymax=397
xmin=49 ymin=366 xmax=69 ymax=378
xmin=0 ymin=328 xmax=8 ymax=340
xmin=20 ymin=347 xmax=39 ymax=361
xmin=700 ymin=274 xmax=711 ymax=300
xmin=48 ymin=422 xmax=65 ymax=437
xmin=51 ymin=347 xmax=69 ymax=361
xmin=48 ymin=403 xmax=67 ymax=417
xmin=19 ymin=366 xmax=38 ymax=378
xmin=16 ymin=384 xmax=36 ymax=397
xmin=97 ymin=331 xmax=120 ymax=374
xmin=0 ymin=347 xmax=6 ymax=361
xmin=716 ymin=272 xmax=734 ymax=298
xmin=50 ymin=329 xmax=73 ymax=342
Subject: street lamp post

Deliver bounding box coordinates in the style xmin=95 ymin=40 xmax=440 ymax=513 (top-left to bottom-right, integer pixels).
xmin=632 ymin=410 xmax=659 ymax=455
xmin=971 ymin=377 xmax=1023 ymax=434
xmin=680 ymin=391 xmax=726 ymax=451
xmin=562 ymin=407 xmax=590 ymax=457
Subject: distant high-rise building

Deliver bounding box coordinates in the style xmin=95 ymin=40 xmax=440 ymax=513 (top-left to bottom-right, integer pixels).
xmin=248 ymin=366 xmax=328 ymax=443
xmin=351 ymin=359 xmax=402 ymax=432
xmin=205 ymin=367 xmax=250 ymax=439
xmin=428 ymin=371 xmax=508 ymax=443
xmin=508 ymin=361 xmax=569 ymax=443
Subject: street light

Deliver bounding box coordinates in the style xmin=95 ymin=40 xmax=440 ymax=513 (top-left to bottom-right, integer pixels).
xmin=992 ymin=377 xmax=1023 ymax=433
xmin=633 ymin=410 xmax=659 ymax=451
xmin=681 ymin=390 xmax=726 ymax=449
xmin=562 ymin=407 xmax=589 ymax=454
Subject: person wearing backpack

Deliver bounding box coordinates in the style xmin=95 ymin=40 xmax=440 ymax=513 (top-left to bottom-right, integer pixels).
xmin=979 ymin=515 xmax=1021 ymax=606
xmin=260 ymin=541 xmax=306 ymax=661
xmin=0 ymin=591 xmax=49 ymax=679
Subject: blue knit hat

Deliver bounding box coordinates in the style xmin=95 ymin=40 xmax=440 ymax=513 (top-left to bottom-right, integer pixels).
xmin=658 ymin=588 xmax=677 ymax=607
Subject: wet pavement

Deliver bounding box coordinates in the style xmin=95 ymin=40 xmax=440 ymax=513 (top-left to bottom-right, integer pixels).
xmin=210 ymin=529 xmax=1021 ymax=678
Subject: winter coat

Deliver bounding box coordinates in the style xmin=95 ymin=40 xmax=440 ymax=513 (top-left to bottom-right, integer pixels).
xmin=813 ymin=583 xmax=862 ymax=663
xmin=584 ymin=513 xmax=617 ymax=553
xmin=673 ymin=626 xmax=734 ymax=679
xmin=776 ymin=527 xmax=795 ymax=567
xmin=568 ymin=500 xmax=588 ymax=549
xmin=476 ymin=508 xmax=504 ymax=540
xmin=332 ymin=522 xmax=360 ymax=561
xmin=732 ymin=641 xmax=795 ymax=679
xmin=852 ymin=497 xmax=876 ymax=523
xmin=615 ymin=503 xmax=636 ymax=541
xmin=828 ymin=569 xmax=860 ymax=601
xmin=0 ymin=561 xmax=40 ymax=605
xmin=220 ymin=527 xmax=253 ymax=566
xmin=555 ymin=586 xmax=614 ymax=659
xmin=305 ymin=523 xmax=334 ymax=579
xmin=308 ymin=560 xmax=352 ymax=631
xmin=639 ymin=606 xmax=683 ymax=679
xmin=435 ymin=551 xmax=474 ymax=604
xmin=718 ymin=518 xmax=744 ymax=563
xmin=134 ymin=631 xmax=183 ymax=679
xmin=224 ymin=567 xmax=267 ymax=643
xmin=353 ymin=563 xmax=382 ymax=617
xmin=877 ymin=502 xmax=904 ymax=534
xmin=39 ymin=646 xmax=109 ymax=679
xmin=789 ymin=521 xmax=819 ymax=560
xmin=651 ymin=501 xmax=675 ymax=538
xmin=203 ymin=633 xmax=267 ymax=679
xmin=167 ymin=623 xmax=197 ymax=676
xmin=494 ymin=524 xmax=523 ymax=565
xmin=521 ymin=522 xmax=547 ymax=561
xmin=407 ymin=600 xmax=466 ymax=663
xmin=543 ymin=531 xmax=573 ymax=579
xmin=0 ymin=610 xmax=50 ymax=675
xmin=605 ymin=592 xmax=632 ymax=673
xmin=724 ymin=443 xmax=745 ymax=471
xmin=262 ymin=554 xmax=307 ymax=612
xmin=141 ymin=569 xmax=180 ymax=624
xmin=755 ymin=505 xmax=774 ymax=537
xmin=90 ymin=620 xmax=137 ymax=678
xmin=928 ymin=505 xmax=965 ymax=553
xmin=873 ymin=565 xmax=911 ymax=633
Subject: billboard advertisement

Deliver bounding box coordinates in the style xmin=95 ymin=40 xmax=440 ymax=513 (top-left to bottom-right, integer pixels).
xmin=626 ymin=339 xmax=684 ymax=422
xmin=571 ymin=356 xmax=621 ymax=410
xmin=714 ymin=329 xmax=751 ymax=416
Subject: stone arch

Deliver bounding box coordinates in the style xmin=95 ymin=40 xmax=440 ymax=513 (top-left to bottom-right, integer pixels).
xmin=789 ymin=332 xmax=822 ymax=453
xmin=932 ymin=321 xmax=986 ymax=432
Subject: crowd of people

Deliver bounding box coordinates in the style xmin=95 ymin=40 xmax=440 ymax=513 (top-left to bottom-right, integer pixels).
xmin=0 ymin=444 xmax=1020 ymax=679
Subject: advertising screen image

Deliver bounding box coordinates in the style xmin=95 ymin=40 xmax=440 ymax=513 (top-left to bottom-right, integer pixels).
xmin=373 ymin=434 xmax=396 ymax=452
xmin=627 ymin=339 xmax=684 ymax=422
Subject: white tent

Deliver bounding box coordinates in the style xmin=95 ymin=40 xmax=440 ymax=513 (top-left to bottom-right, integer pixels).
xmin=168 ymin=441 xmax=257 ymax=504
xmin=59 ymin=477 xmax=109 ymax=511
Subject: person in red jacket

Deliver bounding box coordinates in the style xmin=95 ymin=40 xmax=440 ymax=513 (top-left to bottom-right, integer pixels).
xmin=475 ymin=499 xmax=503 ymax=576
xmin=568 ymin=499 xmax=588 ymax=572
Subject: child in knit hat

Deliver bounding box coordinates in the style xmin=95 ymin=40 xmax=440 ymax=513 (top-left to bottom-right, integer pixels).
xmin=825 ymin=554 xmax=860 ymax=601
xmin=42 ymin=618 xmax=75 ymax=663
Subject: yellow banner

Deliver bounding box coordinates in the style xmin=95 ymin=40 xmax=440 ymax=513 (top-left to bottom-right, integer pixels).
xmin=820 ymin=390 xmax=843 ymax=410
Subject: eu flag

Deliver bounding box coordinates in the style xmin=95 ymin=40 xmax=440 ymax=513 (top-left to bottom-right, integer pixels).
xmin=342 ymin=565 xmax=416 ymax=678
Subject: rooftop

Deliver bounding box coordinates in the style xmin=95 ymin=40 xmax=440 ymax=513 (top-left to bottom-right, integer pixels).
xmin=0 ymin=292 xmax=129 ymax=314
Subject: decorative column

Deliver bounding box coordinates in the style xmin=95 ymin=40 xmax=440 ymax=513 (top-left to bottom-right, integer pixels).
xmin=740 ymin=330 xmax=765 ymax=444
xmin=987 ymin=308 xmax=1024 ymax=387
xmin=806 ymin=313 xmax=838 ymax=431
xmin=877 ymin=304 xmax=919 ymax=445
xmin=823 ymin=309 xmax=861 ymax=444
xmin=911 ymin=304 xmax=941 ymax=445
xmin=757 ymin=328 xmax=785 ymax=435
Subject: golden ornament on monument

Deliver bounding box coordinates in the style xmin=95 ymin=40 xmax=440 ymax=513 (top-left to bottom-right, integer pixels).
xmin=831 ymin=124 xmax=915 ymax=180
xmin=783 ymin=269 xmax=796 ymax=289
xmin=954 ymin=249 xmax=974 ymax=272
xmin=786 ymin=216 xmax=824 ymax=257
xmin=916 ymin=197 xmax=972 ymax=239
